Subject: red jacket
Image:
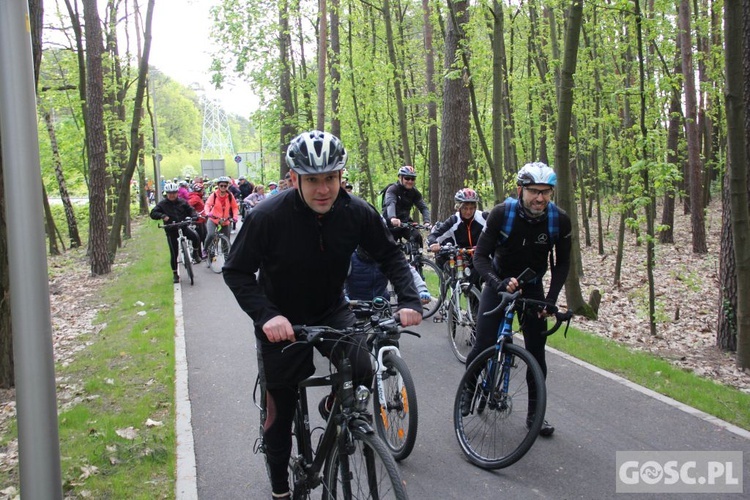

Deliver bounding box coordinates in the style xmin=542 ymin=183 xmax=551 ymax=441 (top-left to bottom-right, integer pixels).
xmin=187 ymin=191 xmax=206 ymax=223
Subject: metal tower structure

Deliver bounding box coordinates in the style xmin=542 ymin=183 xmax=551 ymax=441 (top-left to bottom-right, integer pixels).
xmin=200 ymin=97 xmax=234 ymax=158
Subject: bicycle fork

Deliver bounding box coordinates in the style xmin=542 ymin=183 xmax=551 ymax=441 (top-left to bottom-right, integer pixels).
xmin=374 ymin=345 xmax=402 ymax=426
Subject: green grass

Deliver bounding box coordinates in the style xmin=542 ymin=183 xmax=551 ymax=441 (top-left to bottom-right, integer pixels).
xmin=547 ymin=326 xmax=750 ymax=431
xmin=0 ymin=218 xmax=176 ymax=498
xmin=56 ymin=220 xmax=175 ymax=498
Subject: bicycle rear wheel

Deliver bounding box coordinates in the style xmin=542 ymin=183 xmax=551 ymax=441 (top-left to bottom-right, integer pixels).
xmin=322 ymin=427 xmax=408 ymax=499
xmin=374 ymin=353 xmax=418 ymax=461
xmin=180 ymin=239 xmax=194 ymax=285
xmin=209 ymin=234 xmax=231 ymax=274
xmin=453 ymin=343 xmax=546 ymax=469
xmin=447 ymin=283 xmax=481 ymax=362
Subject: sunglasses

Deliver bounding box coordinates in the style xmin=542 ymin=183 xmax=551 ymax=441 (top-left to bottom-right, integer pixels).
xmin=524 ymin=187 xmax=553 ymax=197
xmin=218 ymin=184 xmax=229 ymax=188
xmin=402 ymin=176 xmax=416 ymax=181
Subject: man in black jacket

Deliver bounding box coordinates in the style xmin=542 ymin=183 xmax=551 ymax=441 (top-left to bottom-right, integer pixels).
xmin=468 ymin=162 xmax=572 ymax=436
xmin=382 ymin=165 xmax=431 ymax=248
xmin=149 ymin=182 xmax=202 ymax=283
xmin=223 ymin=130 xmax=422 ymax=500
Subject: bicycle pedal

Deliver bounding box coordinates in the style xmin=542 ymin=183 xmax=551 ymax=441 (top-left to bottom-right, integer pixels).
xmin=433 ymin=317 xmax=445 ymax=323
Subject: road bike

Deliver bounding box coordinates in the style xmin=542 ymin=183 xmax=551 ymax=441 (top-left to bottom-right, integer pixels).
xmin=158 ymin=219 xmax=197 ymax=286
xmin=253 ymin=320 xmax=411 ymax=499
xmin=350 ymin=298 xmax=420 ymax=461
xmin=433 ymin=245 xmax=482 ymax=363
xmin=205 ymin=218 xmax=232 ymax=274
xmin=388 ymin=223 xmax=442 ymax=320
xmin=453 ymin=270 xmax=572 ymax=469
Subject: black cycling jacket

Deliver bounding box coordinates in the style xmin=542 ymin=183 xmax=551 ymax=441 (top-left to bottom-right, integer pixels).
xmin=383 ymin=182 xmax=431 ymax=224
xmin=473 ymin=201 xmax=572 ymax=305
xmin=427 ymin=211 xmax=488 ymax=248
xmin=149 ymin=197 xmax=199 ymax=230
xmin=223 ymin=188 xmax=421 ymax=334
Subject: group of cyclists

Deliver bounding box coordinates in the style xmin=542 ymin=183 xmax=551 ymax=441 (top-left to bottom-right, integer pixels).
xmin=151 ymin=170 xmax=303 ymax=283
xmin=217 ymin=130 xmax=573 ymax=498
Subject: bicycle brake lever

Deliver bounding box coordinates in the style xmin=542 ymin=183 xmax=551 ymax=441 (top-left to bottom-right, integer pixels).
xmin=399 ymin=329 xmax=422 ymax=338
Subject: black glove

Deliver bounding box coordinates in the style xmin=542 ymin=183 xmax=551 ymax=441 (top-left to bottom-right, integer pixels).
xmin=489 ymin=276 xmax=512 ymax=295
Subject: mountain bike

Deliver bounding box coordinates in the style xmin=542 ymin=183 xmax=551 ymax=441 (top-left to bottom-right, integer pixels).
xmin=388 ymin=223 xmax=443 ymax=320
xmin=434 ymin=245 xmax=482 ymax=363
xmin=158 ymin=219 xmax=197 ymax=286
xmin=453 ymin=270 xmax=572 ymax=469
xmin=252 ymin=320 xmax=410 ymax=499
xmin=205 ymin=218 xmax=232 ymax=274
xmin=350 ymin=298 xmax=420 ymax=461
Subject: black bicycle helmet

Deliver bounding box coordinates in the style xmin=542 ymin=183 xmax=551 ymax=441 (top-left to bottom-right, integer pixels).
xmin=286 ymin=130 xmax=347 ymax=175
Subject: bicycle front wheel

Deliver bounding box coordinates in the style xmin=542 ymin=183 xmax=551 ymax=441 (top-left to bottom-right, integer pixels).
xmin=374 ymin=353 xmax=418 ymax=461
xmin=322 ymin=427 xmax=408 ymax=499
xmin=209 ymin=234 xmax=231 ymax=274
xmin=447 ymin=283 xmax=481 ymax=362
xmin=180 ymin=239 xmax=194 ymax=285
xmin=453 ymin=343 xmax=546 ymax=469
xmin=416 ymin=258 xmax=443 ymax=320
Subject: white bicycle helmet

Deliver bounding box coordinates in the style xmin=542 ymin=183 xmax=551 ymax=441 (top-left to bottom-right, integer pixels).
xmin=164 ymin=182 xmax=179 ymax=193
xmin=217 ymin=176 xmax=231 ymax=184
xmin=398 ymin=165 xmax=416 ymax=177
xmin=286 ymin=130 xmax=347 ymax=175
xmin=454 ymin=188 xmax=479 ymax=203
xmin=517 ymin=162 xmax=557 ymax=186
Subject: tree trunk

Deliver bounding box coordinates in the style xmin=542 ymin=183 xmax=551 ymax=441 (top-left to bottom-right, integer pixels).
xmin=279 ymin=0 xmax=296 ymax=172
xmin=107 ymin=0 xmax=156 ymax=262
xmin=660 ymin=31 xmax=683 ymax=244
xmin=679 ymin=0 xmax=708 ymax=254
xmin=718 ymin=170 xmax=737 ymax=351
xmin=42 ymin=108 xmax=82 ymax=248
xmin=0 ymin=141 xmax=14 ymax=388
xmin=382 ymin=0 xmax=411 ymax=165
xmin=83 ymin=0 xmax=111 ymax=275
xmin=724 ymin=0 xmax=750 ymax=368
xmin=423 ymin=0 xmax=439 ymax=215
xmin=554 ymin=0 xmax=591 ymax=317
xmin=329 ymin=0 xmax=341 ymax=138
xmin=316 ymin=0 xmax=327 ymax=130
xmin=439 ymin=0 xmax=470 ymax=221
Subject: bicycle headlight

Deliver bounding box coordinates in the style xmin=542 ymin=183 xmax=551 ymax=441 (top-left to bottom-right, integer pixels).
xmin=464 ymin=267 xmax=471 ymax=276
xmin=355 ymin=386 xmax=370 ymax=411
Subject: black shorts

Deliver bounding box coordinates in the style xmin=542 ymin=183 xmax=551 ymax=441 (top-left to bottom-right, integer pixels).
xmin=255 ymin=305 xmax=372 ymax=390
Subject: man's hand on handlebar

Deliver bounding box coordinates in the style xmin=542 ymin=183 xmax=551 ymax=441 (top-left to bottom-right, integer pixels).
xmin=262 ymin=315 xmax=296 ymax=343
xmin=390 ymin=217 xmax=402 ymax=227
xmin=396 ymin=308 xmax=422 ymax=327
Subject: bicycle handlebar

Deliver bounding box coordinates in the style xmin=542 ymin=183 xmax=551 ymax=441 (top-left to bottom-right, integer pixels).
xmin=157 ymin=218 xmax=195 ymax=229
xmin=483 ymin=290 xmax=573 ymax=337
xmin=434 ymin=244 xmax=475 ymax=257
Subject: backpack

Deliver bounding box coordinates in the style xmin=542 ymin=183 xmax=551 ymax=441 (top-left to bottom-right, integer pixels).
xmin=498 ymin=197 xmax=560 ymax=247
xmin=379 ymin=182 xmax=399 ymax=215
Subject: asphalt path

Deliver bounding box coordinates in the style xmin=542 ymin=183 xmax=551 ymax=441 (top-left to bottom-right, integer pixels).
xmin=177 ymin=230 xmax=750 ymax=499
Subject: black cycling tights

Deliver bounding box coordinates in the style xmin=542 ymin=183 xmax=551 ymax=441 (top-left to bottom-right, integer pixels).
xmin=264 ymin=386 xmax=297 ymax=495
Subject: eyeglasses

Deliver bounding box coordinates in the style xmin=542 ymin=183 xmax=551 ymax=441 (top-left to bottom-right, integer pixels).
xmin=524 ymin=187 xmax=553 ymax=198
xmin=218 ymin=184 xmax=229 ymax=188
xmin=402 ymin=176 xmax=416 ymax=182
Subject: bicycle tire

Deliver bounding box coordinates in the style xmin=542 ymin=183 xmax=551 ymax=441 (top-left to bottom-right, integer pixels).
xmin=322 ymin=427 xmax=408 ymax=499
xmin=453 ymin=343 xmax=546 ymax=469
xmin=289 ymin=405 xmax=313 ymax=500
xmin=373 ymin=353 xmax=418 ymax=461
xmin=416 ymin=258 xmax=443 ymax=319
xmin=447 ymin=283 xmax=481 ymax=363
xmin=209 ymin=234 xmax=231 ymax=274
xmin=180 ymin=239 xmax=194 ymax=285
